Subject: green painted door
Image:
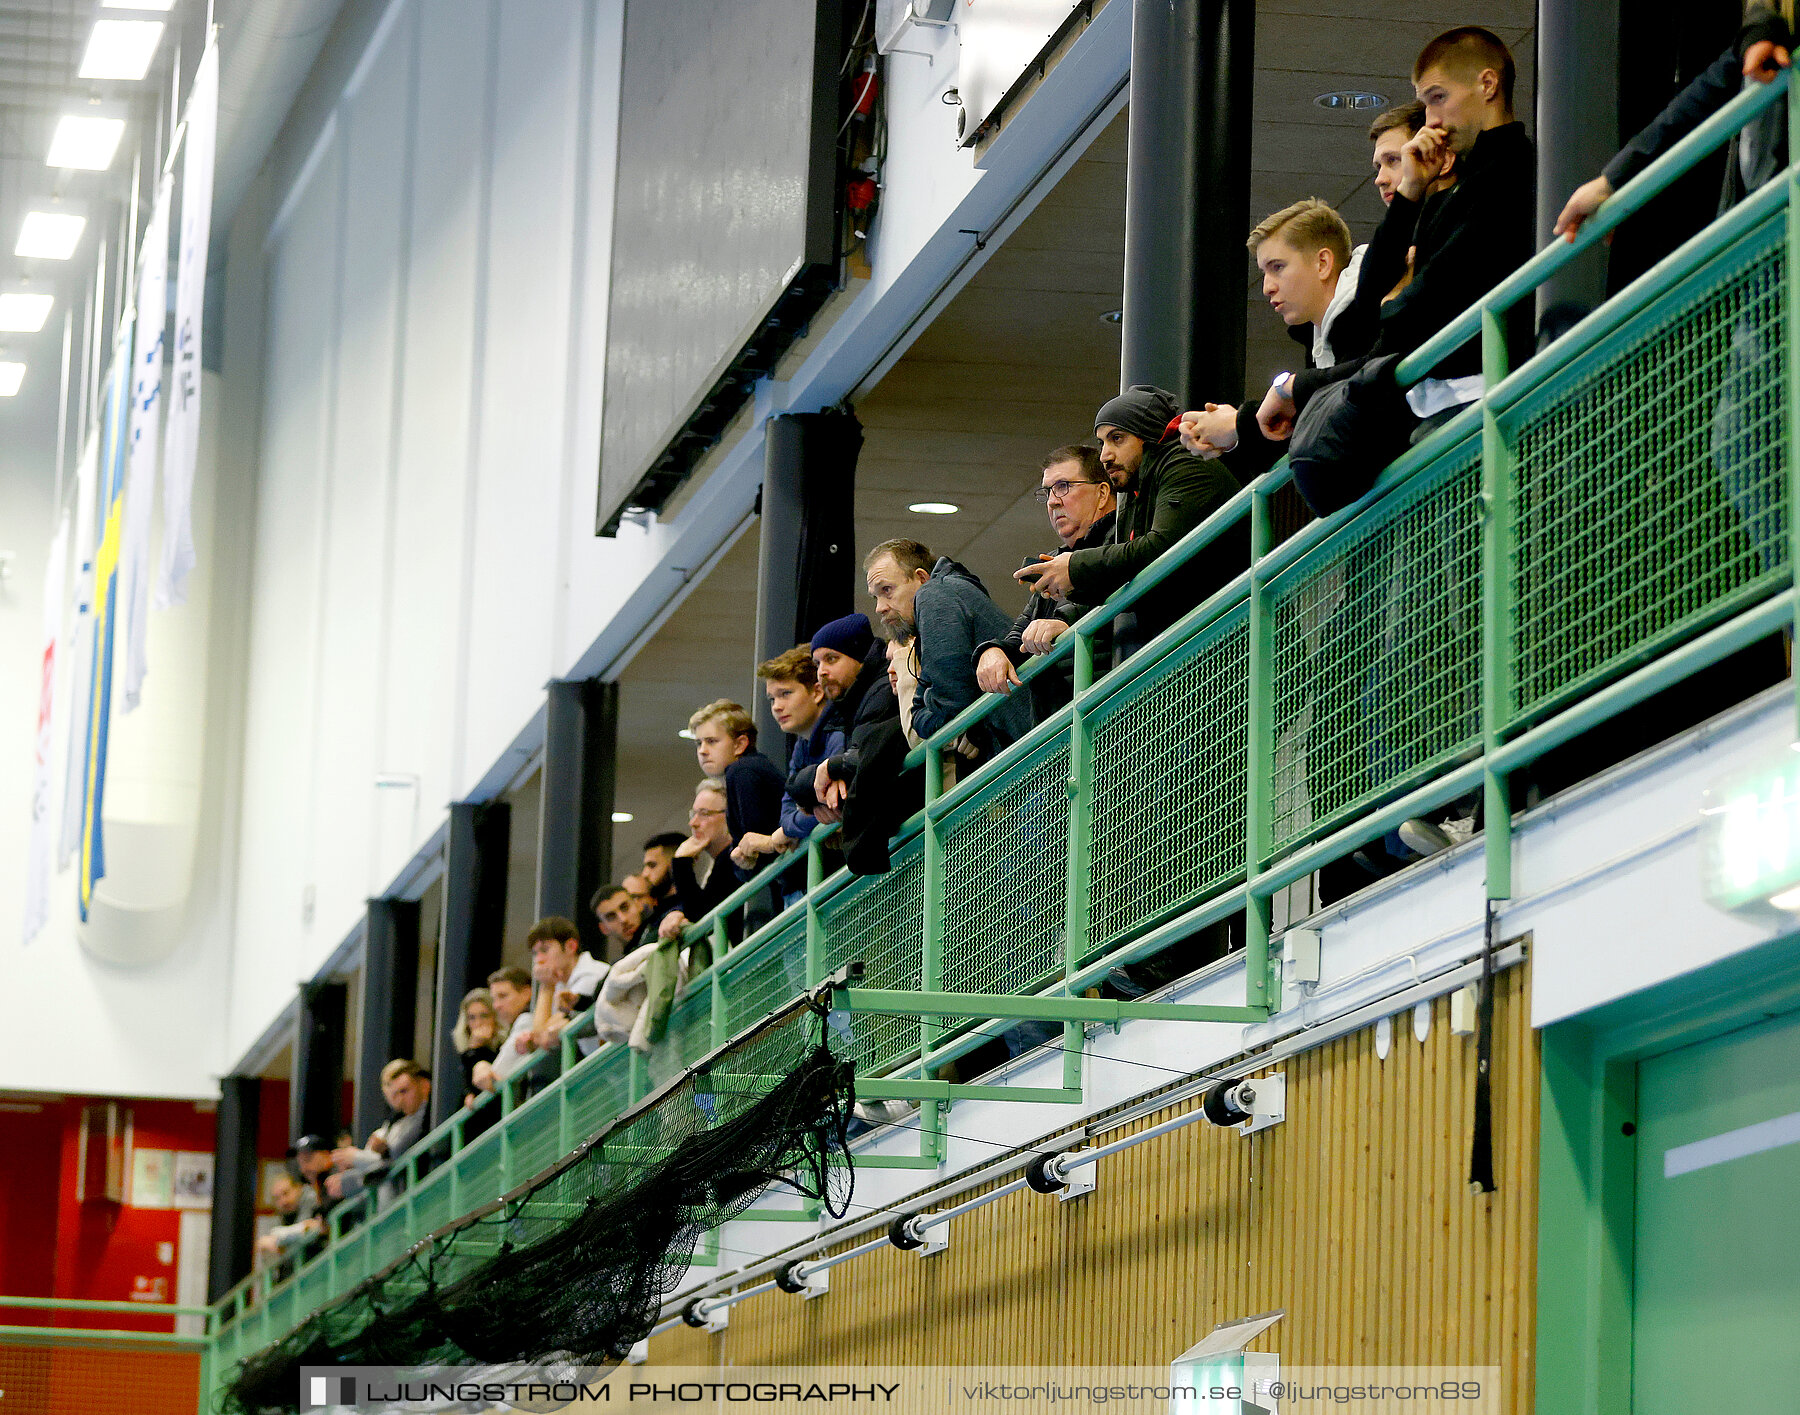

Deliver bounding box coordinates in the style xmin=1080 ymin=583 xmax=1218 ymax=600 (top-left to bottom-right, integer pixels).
xmin=1632 ymin=1008 xmax=1800 ymax=1412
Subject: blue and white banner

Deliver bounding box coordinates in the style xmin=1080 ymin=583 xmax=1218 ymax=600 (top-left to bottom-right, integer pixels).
xmin=156 ymin=37 xmax=217 ymax=610
xmin=57 ymin=436 xmax=97 ymax=873
xmin=23 ymin=518 xmax=69 ymax=944
xmin=122 ymin=173 xmax=171 ymax=711
xmin=80 ymin=346 xmax=131 ymax=920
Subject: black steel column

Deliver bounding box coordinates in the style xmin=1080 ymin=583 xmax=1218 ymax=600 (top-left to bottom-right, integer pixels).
xmin=292 ymin=980 xmax=348 ymax=1142
xmin=537 ymin=679 xmax=618 ymax=961
xmin=1121 ymin=0 xmax=1255 ymax=406
xmin=1536 ymin=0 xmax=1620 ymax=337
xmin=356 ymin=897 xmax=421 ymax=1140
xmin=207 ymin=1075 xmax=260 ymax=1301
xmin=754 ymin=410 xmax=862 ymax=747
xmin=432 ymin=799 xmax=512 ymax=1125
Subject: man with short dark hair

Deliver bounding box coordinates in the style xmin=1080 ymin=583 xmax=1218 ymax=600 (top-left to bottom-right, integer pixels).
xmin=1020 ymin=386 xmax=1240 ymax=652
xmin=638 ymin=833 xmax=685 ymax=930
xmin=975 ymin=446 xmax=1118 ymax=716
xmin=472 ymin=966 xmax=532 ymax=1093
xmin=864 ymin=538 xmax=1033 ymax=763
xmin=593 ymin=883 xmax=650 ymax=955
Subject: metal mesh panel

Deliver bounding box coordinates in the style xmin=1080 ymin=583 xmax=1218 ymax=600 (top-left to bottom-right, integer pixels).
xmin=725 ymin=914 xmax=811 ymax=1034
xmin=566 ymin=1049 xmax=633 ymax=1140
xmin=1088 ymin=611 xmax=1249 ymax=952
xmin=407 ymin=1169 xmax=457 ymax=1237
xmin=1270 ymin=453 xmax=1482 ymax=850
xmin=940 ymin=732 xmax=1071 ymax=996
xmin=453 ymin=1133 xmax=503 ymax=1212
xmin=818 ymin=843 xmax=923 ymax=1074
xmin=1511 ymin=228 xmax=1789 ymax=721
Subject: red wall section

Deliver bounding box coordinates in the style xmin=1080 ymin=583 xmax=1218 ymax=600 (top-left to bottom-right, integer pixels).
xmin=0 ymin=1102 xmax=62 ymax=1299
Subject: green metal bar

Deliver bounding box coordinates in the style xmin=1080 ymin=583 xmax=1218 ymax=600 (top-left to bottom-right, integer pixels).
xmin=857 ymin=1079 xmax=1084 ymax=1105
xmin=1480 ymin=302 xmax=1515 ymax=900
xmin=849 ymin=1153 xmax=946 ymax=1169
xmin=920 ymin=744 xmax=947 ymax=1172
xmin=1397 ymin=70 xmax=1791 ymax=385
xmin=1061 ymin=630 xmax=1094 ymax=1092
xmin=738 ymin=1202 xmax=823 ymax=1222
xmin=0 ymin=1296 xmax=211 ymax=1318
xmin=1789 ymin=70 xmax=1800 ymax=738
xmin=628 ymin=1044 xmax=647 ymax=1105
xmin=839 ymin=987 xmax=1265 ymax=1024
xmin=0 ymin=1323 xmax=208 ymax=1348
xmin=805 ymin=835 xmax=825 ymax=985
xmin=1244 ymin=478 xmax=1276 ymax=1010
xmin=711 ymin=916 xmax=730 ymax=1048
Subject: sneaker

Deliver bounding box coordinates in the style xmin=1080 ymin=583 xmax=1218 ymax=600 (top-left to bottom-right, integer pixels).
xmin=1440 ymin=813 xmax=1477 ymax=845
xmin=1397 ymin=818 xmax=1454 ymax=857
xmin=852 ymin=1099 xmax=917 ymax=1126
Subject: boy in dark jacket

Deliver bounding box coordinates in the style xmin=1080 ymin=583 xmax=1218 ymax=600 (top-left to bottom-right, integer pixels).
xmin=866 ymin=540 xmax=1034 ymax=764
xmin=731 ymin=646 xmax=846 ymax=873
xmin=687 ymin=699 xmax=786 ymax=872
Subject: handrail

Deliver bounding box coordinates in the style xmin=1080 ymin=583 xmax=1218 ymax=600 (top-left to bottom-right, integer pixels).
xmin=0 ymin=1295 xmax=211 ymax=1318
xmin=1396 ymin=70 xmax=1791 ymax=385
xmin=210 ymin=67 xmax=1800 ymax=1359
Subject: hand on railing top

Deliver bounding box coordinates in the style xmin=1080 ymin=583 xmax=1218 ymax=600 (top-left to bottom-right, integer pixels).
xmin=1744 ymin=38 xmax=1791 ymax=83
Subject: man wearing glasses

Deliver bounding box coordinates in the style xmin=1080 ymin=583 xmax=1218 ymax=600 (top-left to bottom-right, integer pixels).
xmin=976 ymin=445 xmax=1118 ymax=715
xmin=1015 ymin=386 xmax=1241 ymax=654
xmin=657 ymin=778 xmax=738 ymax=943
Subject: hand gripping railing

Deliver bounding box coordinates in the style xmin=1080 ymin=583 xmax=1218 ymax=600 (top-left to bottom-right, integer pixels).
xmin=207 ymin=69 xmax=1800 ymax=1374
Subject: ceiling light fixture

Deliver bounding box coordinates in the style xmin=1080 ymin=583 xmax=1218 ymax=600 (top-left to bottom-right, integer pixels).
xmin=1099 ymin=308 xmax=1123 ymax=325
xmin=908 ymin=501 xmax=959 ymax=515
xmin=1313 ymin=90 xmax=1388 ymax=111
xmin=0 ymin=363 xmax=24 ymax=396
xmin=611 ymin=811 xmax=635 ymax=823
xmin=79 ymin=19 xmax=165 ymax=81
xmin=16 ymin=212 xmax=87 ymax=261
xmin=47 ymin=115 xmax=126 ymax=170
xmin=0 ymin=293 xmax=55 ymax=333
xmin=676 ymin=728 xmax=695 ymax=740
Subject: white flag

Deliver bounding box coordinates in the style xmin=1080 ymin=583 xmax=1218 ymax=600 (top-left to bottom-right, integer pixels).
xmin=122 ymin=175 xmax=171 ymax=711
xmin=58 ymin=438 xmax=97 ymax=872
xmin=25 ymin=520 xmax=70 ymax=943
xmin=155 ymin=39 xmax=217 ymax=610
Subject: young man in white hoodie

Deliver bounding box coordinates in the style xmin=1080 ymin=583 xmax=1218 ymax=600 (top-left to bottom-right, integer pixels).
xmin=1178 ymin=199 xmax=1362 ymax=475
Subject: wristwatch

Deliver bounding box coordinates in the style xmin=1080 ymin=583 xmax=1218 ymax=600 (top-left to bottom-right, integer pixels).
xmin=1271 ymin=370 xmax=1295 ymax=398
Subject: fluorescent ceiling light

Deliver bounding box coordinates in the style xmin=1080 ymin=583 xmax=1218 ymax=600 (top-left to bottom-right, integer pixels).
xmin=611 ymin=811 xmax=634 ymax=823
xmin=79 ymin=20 xmax=165 ymax=80
xmin=102 ymin=0 xmax=177 ymax=9
xmin=47 ymin=115 xmax=126 ymax=170
xmin=16 ymin=212 xmax=87 ymax=260
xmin=908 ymin=501 xmax=960 ymax=515
xmin=0 ymin=293 xmax=54 ymax=333
xmin=0 ymin=363 xmax=24 ymax=396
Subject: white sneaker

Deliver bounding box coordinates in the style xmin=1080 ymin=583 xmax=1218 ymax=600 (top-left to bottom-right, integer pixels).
xmin=853 ymin=1099 xmax=917 ymax=1125
xmin=1398 ymin=818 xmax=1453 ymax=857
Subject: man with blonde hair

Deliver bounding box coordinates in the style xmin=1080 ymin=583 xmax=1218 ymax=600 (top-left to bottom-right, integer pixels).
xmin=687 ymin=698 xmax=786 ymax=866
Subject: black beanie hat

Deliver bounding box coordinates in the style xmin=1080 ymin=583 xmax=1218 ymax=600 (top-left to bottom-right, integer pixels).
xmin=1094 ymin=384 xmax=1179 ymax=444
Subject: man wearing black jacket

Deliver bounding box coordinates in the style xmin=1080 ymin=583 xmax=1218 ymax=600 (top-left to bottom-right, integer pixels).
xmin=1256 ymin=27 xmax=1536 ymax=448
xmin=975 ymin=445 xmax=1117 ymax=717
xmin=1018 ymin=385 xmax=1240 ymax=655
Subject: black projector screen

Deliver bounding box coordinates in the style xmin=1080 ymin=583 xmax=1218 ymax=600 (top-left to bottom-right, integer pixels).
xmin=598 ymin=0 xmax=839 ymax=534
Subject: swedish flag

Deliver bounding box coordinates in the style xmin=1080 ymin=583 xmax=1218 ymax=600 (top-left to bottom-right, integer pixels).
xmin=79 ymin=344 xmax=131 ymax=921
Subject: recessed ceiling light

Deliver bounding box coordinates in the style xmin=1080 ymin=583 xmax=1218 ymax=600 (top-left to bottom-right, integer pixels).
xmin=80 ymin=19 xmax=165 ymax=80
xmin=1314 ymin=90 xmax=1388 ymax=111
xmin=1099 ymin=308 xmax=1123 ymax=325
xmin=908 ymin=501 xmax=959 ymax=515
xmin=16 ymin=212 xmax=87 ymax=260
xmin=676 ymin=728 xmax=695 ymax=740
xmin=0 ymin=293 xmax=54 ymax=333
xmin=47 ymin=115 xmax=126 ymax=170
xmin=611 ymin=811 xmax=634 ymax=823
xmin=0 ymin=363 xmax=24 ymax=396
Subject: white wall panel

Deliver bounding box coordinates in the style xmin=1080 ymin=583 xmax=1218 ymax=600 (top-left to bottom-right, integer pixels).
xmin=235 ymin=133 xmax=344 ymax=1018
xmin=460 ymin=0 xmax=586 ymax=789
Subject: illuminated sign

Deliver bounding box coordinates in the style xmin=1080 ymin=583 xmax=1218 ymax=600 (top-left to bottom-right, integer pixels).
xmin=1701 ymin=749 xmax=1800 ymax=916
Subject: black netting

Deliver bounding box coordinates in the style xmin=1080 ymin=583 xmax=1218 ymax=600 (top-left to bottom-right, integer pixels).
xmin=223 ymin=1000 xmax=855 ymax=1414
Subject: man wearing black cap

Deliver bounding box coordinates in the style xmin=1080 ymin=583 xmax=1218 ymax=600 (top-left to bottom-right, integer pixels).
xmin=1015 ymin=385 xmax=1240 ymax=650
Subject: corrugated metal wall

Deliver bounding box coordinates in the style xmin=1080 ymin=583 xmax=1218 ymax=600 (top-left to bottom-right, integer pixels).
xmin=654 ymin=963 xmax=1537 ymax=1410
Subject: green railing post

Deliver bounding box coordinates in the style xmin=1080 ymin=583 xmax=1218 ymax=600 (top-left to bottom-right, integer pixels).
xmin=805 ymin=835 xmax=825 ymax=985
xmin=499 ymin=1072 xmax=516 ymax=1191
xmin=1788 ymin=69 xmax=1800 ymax=736
xmin=628 ymin=1045 xmax=647 ymax=1105
xmin=920 ymin=745 xmax=946 ymax=1167
xmin=1480 ymin=304 xmax=1516 ymax=900
xmin=1060 ymin=630 xmax=1095 ymax=1091
xmin=1244 ymin=480 xmax=1276 ymax=1010
xmin=711 ymin=916 xmax=730 ymax=1047
xmin=558 ymin=1030 xmax=577 ymax=1154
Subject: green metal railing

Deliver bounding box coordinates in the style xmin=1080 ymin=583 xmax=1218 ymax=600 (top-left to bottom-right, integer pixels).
xmin=187 ymin=70 xmax=1800 ymax=1390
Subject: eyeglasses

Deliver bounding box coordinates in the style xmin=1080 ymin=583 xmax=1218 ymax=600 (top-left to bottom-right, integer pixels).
xmin=1033 ymin=479 xmax=1104 ymax=504
xmin=690 ymin=806 xmax=726 ymax=817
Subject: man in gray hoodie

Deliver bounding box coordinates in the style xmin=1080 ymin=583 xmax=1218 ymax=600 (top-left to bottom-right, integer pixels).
xmin=864 ymin=539 xmax=1034 ymax=765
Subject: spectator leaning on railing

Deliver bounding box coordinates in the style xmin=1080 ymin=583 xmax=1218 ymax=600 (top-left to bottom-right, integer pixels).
xmin=475 ymin=965 xmax=533 ymax=1092
xmin=1019 ymin=385 xmax=1242 ymax=654
xmin=452 ymin=987 xmax=499 ymax=1107
xmin=326 ymin=1061 xmax=433 ymax=1209
xmin=637 ymin=833 xmax=686 ymax=932
xmin=732 ymin=646 xmax=844 ymax=875
xmin=975 ymin=445 xmax=1118 ymax=717
xmin=659 ymin=778 xmax=739 ymax=947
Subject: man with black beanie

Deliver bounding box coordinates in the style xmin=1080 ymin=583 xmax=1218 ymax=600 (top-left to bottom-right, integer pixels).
xmin=1016 ymin=384 xmax=1241 ymax=651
